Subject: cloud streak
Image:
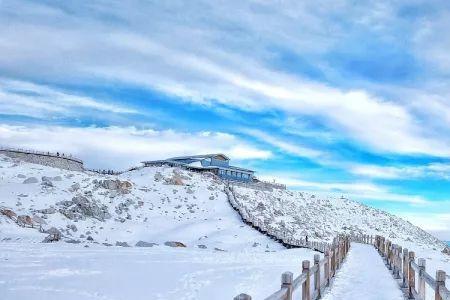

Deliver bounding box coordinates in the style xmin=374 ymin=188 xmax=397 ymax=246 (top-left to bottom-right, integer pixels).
xmin=0 ymin=124 xmax=271 ymax=170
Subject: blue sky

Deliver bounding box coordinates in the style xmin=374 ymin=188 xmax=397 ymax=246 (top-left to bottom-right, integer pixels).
xmin=1 ymin=0 xmax=450 ymax=239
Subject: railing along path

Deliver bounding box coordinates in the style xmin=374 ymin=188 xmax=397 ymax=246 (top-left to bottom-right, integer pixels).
xmin=234 ymin=236 xmax=351 ymax=300
xmin=374 ymin=235 xmax=449 ymax=300
xmin=224 ymin=185 xmax=328 ymax=253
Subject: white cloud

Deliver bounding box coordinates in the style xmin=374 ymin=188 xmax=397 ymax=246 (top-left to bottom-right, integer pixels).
xmin=350 ymin=163 xmax=450 ymax=180
xmin=0 ymin=125 xmax=271 ymax=169
xmin=258 ymin=173 xmax=428 ymax=205
xmin=0 ymin=78 xmax=137 ymax=118
xmin=2 ymin=1 xmax=450 ymax=158
xmin=243 ymin=129 xmax=325 ymax=160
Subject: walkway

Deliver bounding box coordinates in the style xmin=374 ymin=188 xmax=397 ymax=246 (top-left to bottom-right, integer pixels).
xmin=322 ymin=243 xmax=404 ymax=300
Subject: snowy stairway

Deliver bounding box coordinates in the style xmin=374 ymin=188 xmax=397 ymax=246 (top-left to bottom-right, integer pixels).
xmin=321 ymin=243 xmax=404 ymax=300
xmin=224 ymin=185 xmax=329 ymax=253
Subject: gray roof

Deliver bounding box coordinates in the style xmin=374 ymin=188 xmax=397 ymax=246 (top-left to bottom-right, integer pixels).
xmin=168 ymin=153 xmax=230 ymax=161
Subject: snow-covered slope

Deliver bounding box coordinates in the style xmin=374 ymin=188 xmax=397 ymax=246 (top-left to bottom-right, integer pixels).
xmin=231 ymin=185 xmax=446 ymax=249
xmin=0 ymin=154 xmax=281 ymax=251
xmin=0 ymin=153 xmax=447 ymax=253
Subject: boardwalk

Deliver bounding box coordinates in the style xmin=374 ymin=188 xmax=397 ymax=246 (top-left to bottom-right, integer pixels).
xmin=322 ymin=243 xmax=404 ymax=300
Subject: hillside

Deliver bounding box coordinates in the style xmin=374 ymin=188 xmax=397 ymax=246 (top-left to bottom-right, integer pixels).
xmin=0 ymin=154 xmax=281 ymax=251
xmin=1 ymin=153 xmax=450 ymax=300
xmin=0 ymin=153 xmax=446 ymax=253
xmin=231 ymin=185 xmax=445 ymax=249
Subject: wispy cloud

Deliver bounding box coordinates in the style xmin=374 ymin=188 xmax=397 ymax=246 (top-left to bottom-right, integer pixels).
xmin=258 ymin=173 xmax=429 ymax=205
xmin=0 ymin=124 xmax=271 ymax=169
xmin=0 ymin=78 xmax=137 ymax=118
xmin=2 ymin=1 xmax=450 ymax=158
xmin=350 ymin=163 xmax=450 ymax=180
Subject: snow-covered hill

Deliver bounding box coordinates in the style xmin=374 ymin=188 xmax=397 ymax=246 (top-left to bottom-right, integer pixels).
xmin=1 ymin=153 xmax=450 ymax=300
xmin=0 ymin=154 xmax=281 ymax=251
xmin=231 ymin=185 xmax=446 ymax=249
xmin=0 ymin=153 xmax=447 ymax=252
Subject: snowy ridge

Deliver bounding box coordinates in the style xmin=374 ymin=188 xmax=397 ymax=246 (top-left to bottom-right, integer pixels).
xmin=229 ymin=182 xmax=446 ymax=251
xmin=0 ymin=154 xmax=282 ymax=251
xmin=0 ymin=153 xmax=446 ymax=253
xmin=225 ymin=185 xmax=329 ymax=253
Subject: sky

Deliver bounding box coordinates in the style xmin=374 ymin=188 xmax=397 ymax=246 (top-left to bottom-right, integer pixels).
xmin=1 ymin=0 xmax=450 ymax=240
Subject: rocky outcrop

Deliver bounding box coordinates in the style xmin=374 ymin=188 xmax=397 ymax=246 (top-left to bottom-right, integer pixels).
xmin=135 ymin=241 xmax=158 ymax=247
xmin=57 ymin=195 xmax=111 ymax=221
xmin=93 ymin=179 xmax=132 ymax=193
xmin=115 ymin=241 xmax=130 ymax=247
xmin=42 ymin=227 xmax=62 ymax=243
xmin=0 ymin=208 xmax=17 ymax=220
xmin=17 ymin=215 xmax=34 ymax=227
xmin=23 ymin=177 xmax=38 ymax=184
xmin=164 ymin=241 xmax=186 ymax=247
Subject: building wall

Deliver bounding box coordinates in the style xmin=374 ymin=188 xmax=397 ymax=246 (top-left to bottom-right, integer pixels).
xmin=0 ymin=149 xmax=84 ymax=171
xmin=218 ymin=169 xmax=253 ymax=182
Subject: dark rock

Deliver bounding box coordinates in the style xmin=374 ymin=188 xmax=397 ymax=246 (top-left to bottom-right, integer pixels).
xmin=23 ymin=177 xmax=38 ymax=184
xmin=36 ymin=207 xmax=56 ymax=214
xmin=197 ymin=244 xmax=207 ymax=249
xmin=164 ymin=241 xmax=187 ymax=248
xmin=135 ymin=241 xmax=158 ymax=247
xmin=65 ymin=239 xmax=81 ymax=244
xmin=86 ymin=236 xmax=94 ymax=241
xmin=115 ymin=241 xmax=130 ymax=247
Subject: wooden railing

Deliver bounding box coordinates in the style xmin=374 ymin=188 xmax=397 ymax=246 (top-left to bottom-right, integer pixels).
xmin=225 ymin=185 xmax=329 ymax=253
xmin=233 ymin=236 xmax=351 ymax=300
xmin=374 ymin=235 xmax=450 ymax=300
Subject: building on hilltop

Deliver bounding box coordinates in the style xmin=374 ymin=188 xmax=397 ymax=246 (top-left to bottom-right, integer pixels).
xmin=142 ymin=154 xmax=255 ymax=182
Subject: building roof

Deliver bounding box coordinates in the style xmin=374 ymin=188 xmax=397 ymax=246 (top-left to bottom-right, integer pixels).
xmin=168 ymin=153 xmax=230 ymax=161
xmin=141 ymin=156 xmax=255 ymax=174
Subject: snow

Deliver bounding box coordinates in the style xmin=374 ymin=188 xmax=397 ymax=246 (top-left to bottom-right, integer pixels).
xmin=1 ymin=154 xmax=449 ymax=299
xmin=322 ymin=243 xmax=404 ymax=300
xmin=0 ymin=154 xmax=282 ymax=251
xmin=0 ymin=242 xmax=317 ymax=300
xmin=232 ymin=185 xmax=446 ymax=249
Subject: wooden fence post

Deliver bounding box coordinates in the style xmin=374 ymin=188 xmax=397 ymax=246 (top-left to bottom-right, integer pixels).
xmin=324 ymin=249 xmax=330 ymax=286
xmin=436 ymin=270 xmax=446 ymax=300
xmin=336 ymin=240 xmax=341 ymax=270
xmin=408 ymin=251 xmax=415 ymax=299
xmin=281 ymin=272 xmax=293 ymax=300
xmin=417 ymin=258 xmax=426 ymax=299
xmin=234 ymin=294 xmax=251 ymax=300
xmin=302 ymin=260 xmax=311 ymax=300
xmin=331 ymin=248 xmax=335 ymax=277
xmin=402 ymin=248 xmax=409 ymax=288
xmin=314 ymin=254 xmax=321 ymax=298
xmin=397 ymin=246 xmax=402 ymax=279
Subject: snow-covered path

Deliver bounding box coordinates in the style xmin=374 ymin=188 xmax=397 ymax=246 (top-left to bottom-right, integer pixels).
xmin=322 ymin=243 xmax=404 ymax=300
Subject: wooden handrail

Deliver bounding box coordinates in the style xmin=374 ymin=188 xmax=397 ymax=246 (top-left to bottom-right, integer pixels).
xmin=234 ymin=235 xmax=351 ymax=300
xmin=374 ymin=235 xmax=449 ymax=300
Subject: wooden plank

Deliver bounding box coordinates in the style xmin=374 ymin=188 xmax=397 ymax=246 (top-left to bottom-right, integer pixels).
xmin=292 ymin=272 xmax=307 ymax=290
xmin=403 ymin=248 xmax=409 ymax=288
xmin=314 ymin=254 xmax=321 ymax=299
xmin=409 ymin=251 xmax=416 ymax=299
xmin=264 ymin=287 xmax=288 ymax=300
xmin=423 ymin=271 xmax=437 ymax=290
xmin=418 ymin=258 xmax=426 ymax=300
xmin=436 ymin=270 xmax=446 ymax=300
xmin=302 ymin=260 xmax=311 ymax=300
xmin=281 ymin=272 xmax=293 ymax=300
